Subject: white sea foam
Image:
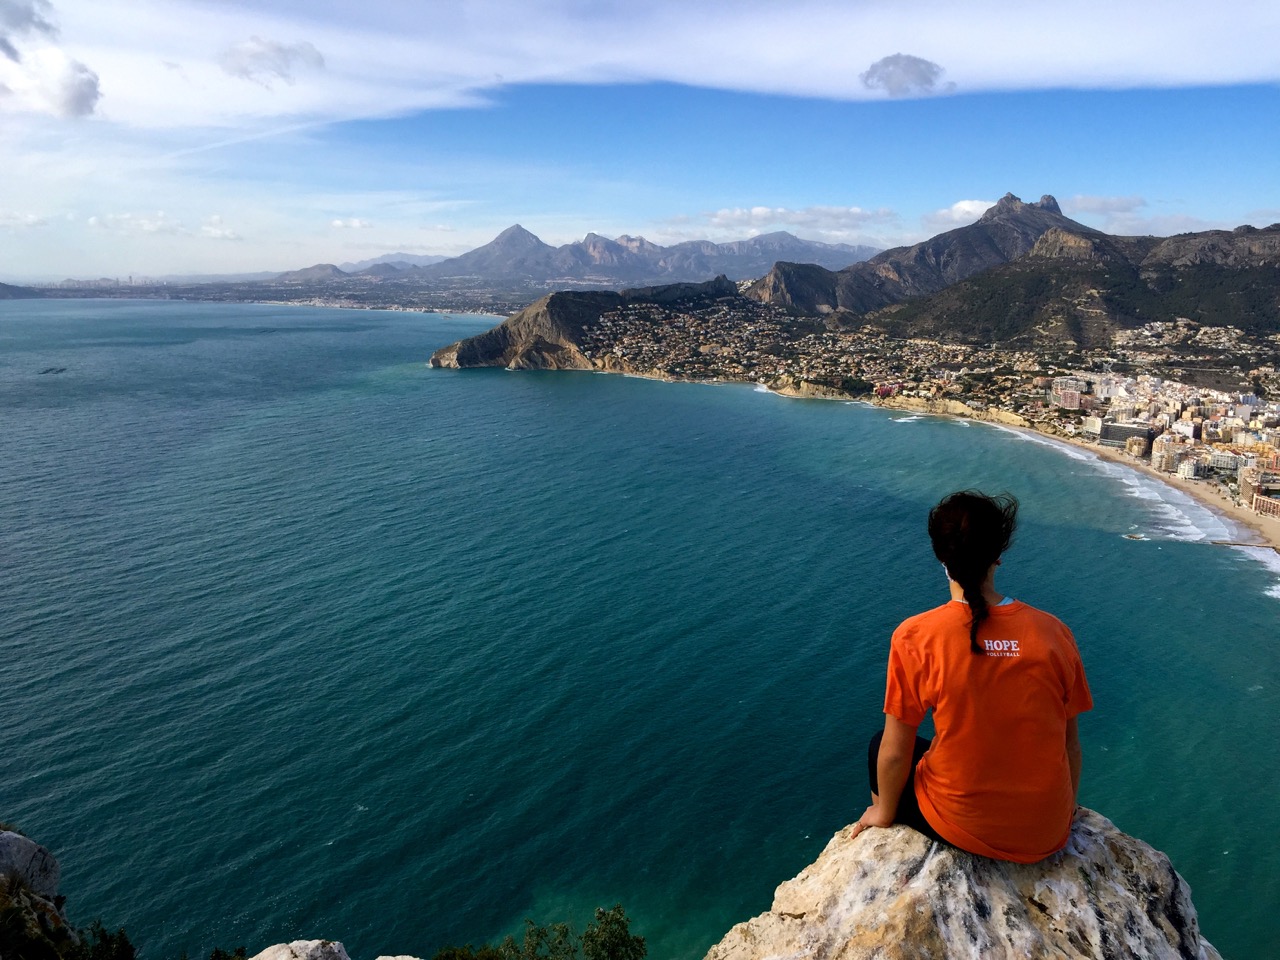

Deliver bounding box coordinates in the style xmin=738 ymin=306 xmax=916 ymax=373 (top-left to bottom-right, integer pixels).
xmin=754 ymin=383 xmax=771 ymax=393
xmin=1233 ymin=546 xmax=1280 ymax=600
xmin=891 ymin=415 xmax=925 ymax=423
xmin=988 ymin=425 xmax=1252 ymax=543
xmin=986 ymin=423 xmax=1094 ymax=461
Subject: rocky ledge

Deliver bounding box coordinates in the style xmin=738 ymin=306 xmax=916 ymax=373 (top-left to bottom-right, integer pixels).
xmin=705 ymin=808 xmax=1219 ymax=960
xmin=2 ymin=812 xmax=1219 ymax=960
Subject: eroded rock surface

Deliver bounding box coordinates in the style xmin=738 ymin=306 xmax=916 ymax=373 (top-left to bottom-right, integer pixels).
xmin=249 ymin=941 xmax=353 ymax=960
xmin=0 ymin=829 xmax=61 ymax=899
xmin=705 ymin=809 xmax=1220 ymax=960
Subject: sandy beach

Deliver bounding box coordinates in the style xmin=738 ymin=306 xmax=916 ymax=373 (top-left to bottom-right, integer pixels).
xmin=855 ymin=392 xmax=1280 ymax=553
xmin=1047 ymin=430 xmax=1280 ymax=552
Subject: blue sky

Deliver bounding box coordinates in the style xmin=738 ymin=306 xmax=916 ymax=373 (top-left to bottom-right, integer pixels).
xmin=2 ymin=0 xmax=1279 ymax=280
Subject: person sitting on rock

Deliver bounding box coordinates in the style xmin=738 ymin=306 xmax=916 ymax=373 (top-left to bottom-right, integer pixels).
xmin=851 ymin=490 xmax=1092 ymax=862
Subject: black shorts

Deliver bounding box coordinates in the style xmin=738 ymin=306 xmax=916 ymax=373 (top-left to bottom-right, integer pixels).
xmin=867 ymin=729 xmax=947 ymax=845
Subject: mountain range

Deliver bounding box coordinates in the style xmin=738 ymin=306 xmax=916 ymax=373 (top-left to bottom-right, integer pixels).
xmin=747 ymin=193 xmax=1280 ymax=347
xmin=275 ymin=226 xmax=878 ymax=286
xmin=432 ymin=192 xmax=1280 ymax=370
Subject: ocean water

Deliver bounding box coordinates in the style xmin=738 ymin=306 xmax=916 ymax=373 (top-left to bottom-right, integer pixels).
xmin=2 ymin=300 xmax=1276 ymax=959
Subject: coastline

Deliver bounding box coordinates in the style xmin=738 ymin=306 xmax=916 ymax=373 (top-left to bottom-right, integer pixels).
xmin=456 ymin=356 xmax=1280 ymax=555
xmin=860 ymin=392 xmax=1280 ymax=553
xmin=1039 ymin=429 xmax=1280 ymax=548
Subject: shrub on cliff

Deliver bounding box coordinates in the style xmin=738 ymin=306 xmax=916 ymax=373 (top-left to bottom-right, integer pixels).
xmin=432 ymin=905 xmax=644 ymax=960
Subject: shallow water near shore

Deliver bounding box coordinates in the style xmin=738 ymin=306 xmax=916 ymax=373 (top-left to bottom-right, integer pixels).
xmin=2 ymin=300 xmax=1277 ymax=959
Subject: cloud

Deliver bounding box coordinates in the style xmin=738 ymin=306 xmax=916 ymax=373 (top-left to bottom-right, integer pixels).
xmin=17 ymin=0 xmax=1280 ymax=132
xmin=860 ymin=53 xmax=953 ymax=98
xmin=330 ymin=217 xmax=372 ymax=228
xmin=219 ymin=36 xmax=325 ymax=87
xmin=921 ymin=199 xmax=995 ymax=232
xmin=40 ymin=49 xmax=97 ymax=115
xmin=705 ymin=205 xmax=896 ymax=233
xmin=0 ymin=0 xmax=57 ymax=62
xmin=1062 ymin=195 xmax=1147 ymax=215
xmin=200 ymin=214 xmax=239 ymax=240
xmin=0 ymin=0 xmax=99 ymax=116
xmin=0 ymin=209 xmax=47 ymax=227
xmin=88 ymin=211 xmax=183 ymax=234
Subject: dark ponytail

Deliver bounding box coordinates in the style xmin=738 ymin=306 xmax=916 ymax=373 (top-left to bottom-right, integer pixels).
xmin=928 ymin=491 xmax=1018 ymax=654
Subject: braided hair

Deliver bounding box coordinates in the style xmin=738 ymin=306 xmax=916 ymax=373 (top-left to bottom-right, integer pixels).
xmin=928 ymin=491 xmax=1018 ymax=655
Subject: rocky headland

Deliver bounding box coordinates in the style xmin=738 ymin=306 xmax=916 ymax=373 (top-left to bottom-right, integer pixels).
xmin=1 ymin=812 xmax=1220 ymax=960
xmin=429 ymin=275 xmax=744 ymax=372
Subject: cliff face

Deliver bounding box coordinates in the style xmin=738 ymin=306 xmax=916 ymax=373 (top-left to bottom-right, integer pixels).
xmin=705 ymin=808 xmax=1220 ymax=960
xmin=0 ymin=830 xmax=75 ymax=953
xmin=430 ymin=290 xmax=619 ymax=370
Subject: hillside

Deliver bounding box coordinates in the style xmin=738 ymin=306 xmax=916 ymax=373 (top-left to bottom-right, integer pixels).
xmin=747 ymin=193 xmax=1085 ymax=315
xmin=0 ymin=280 xmax=43 ymax=299
xmin=274 ymin=263 xmax=349 ymax=282
xmin=430 ymin=275 xmax=743 ymax=369
xmin=869 ymin=222 xmax=1280 ymax=348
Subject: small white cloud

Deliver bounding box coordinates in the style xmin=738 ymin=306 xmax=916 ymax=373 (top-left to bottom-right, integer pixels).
xmin=706 ymin=205 xmax=895 ymax=233
xmin=200 ymin=214 xmax=239 ymax=240
xmin=1062 ymin=194 xmax=1147 ymax=215
xmin=219 ymin=36 xmax=325 ymax=88
xmin=331 ymin=217 xmax=372 ymax=228
xmin=922 ymin=199 xmax=996 ymax=232
xmin=860 ymin=53 xmax=954 ymax=98
xmin=88 ymin=211 xmax=184 ymax=234
xmin=0 ymin=210 xmax=47 ymax=228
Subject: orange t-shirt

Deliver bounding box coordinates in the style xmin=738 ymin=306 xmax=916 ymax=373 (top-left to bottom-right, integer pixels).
xmin=884 ymin=599 xmax=1092 ymax=862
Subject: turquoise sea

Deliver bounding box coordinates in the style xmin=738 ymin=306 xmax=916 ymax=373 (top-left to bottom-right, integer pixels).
xmin=2 ymin=300 xmax=1277 ymax=959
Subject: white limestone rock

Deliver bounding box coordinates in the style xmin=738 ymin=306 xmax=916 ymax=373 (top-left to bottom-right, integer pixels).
xmin=0 ymin=830 xmax=61 ymax=899
xmin=249 ymin=940 xmax=352 ymax=960
xmin=705 ymin=808 xmax=1221 ymax=960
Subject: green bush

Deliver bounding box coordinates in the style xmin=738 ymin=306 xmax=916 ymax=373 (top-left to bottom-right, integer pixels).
xmin=431 ymin=905 xmax=644 ymax=960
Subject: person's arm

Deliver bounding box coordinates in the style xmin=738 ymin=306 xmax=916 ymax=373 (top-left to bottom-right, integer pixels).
xmin=854 ymin=714 xmax=918 ymax=834
xmin=1066 ymin=716 xmax=1082 ymax=806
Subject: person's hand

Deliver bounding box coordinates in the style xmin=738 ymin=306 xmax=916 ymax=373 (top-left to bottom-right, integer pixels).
xmin=849 ymin=803 xmax=894 ymax=839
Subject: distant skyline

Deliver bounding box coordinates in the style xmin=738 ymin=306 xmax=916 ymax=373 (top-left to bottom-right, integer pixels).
xmin=2 ymin=0 xmax=1279 ymax=281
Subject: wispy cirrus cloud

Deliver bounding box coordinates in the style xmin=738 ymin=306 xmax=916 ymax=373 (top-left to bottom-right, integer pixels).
xmin=18 ymin=0 xmax=1280 ymax=130
xmin=658 ymin=204 xmax=897 ymax=243
xmin=0 ymin=209 xmax=48 ymax=228
xmin=88 ymin=211 xmax=184 ymax=234
xmin=706 ymin=205 xmax=895 ymax=232
xmin=1062 ymin=194 xmax=1147 ymax=215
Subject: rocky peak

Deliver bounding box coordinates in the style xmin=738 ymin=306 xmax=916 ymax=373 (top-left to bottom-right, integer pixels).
xmin=705 ymin=808 xmax=1220 ymax=960
xmin=615 ymin=234 xmax=662 ymax=255
xmin=1038 ymin=194 xmax=1063 ymax=215
xmin=981 ymin=192 xmax=1062 ymax=221
xmin=491 ymin=224 xmax=545 ymax=250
